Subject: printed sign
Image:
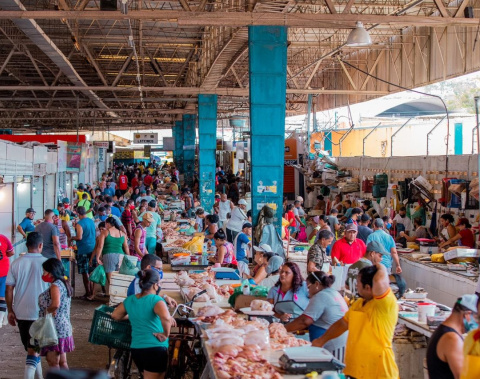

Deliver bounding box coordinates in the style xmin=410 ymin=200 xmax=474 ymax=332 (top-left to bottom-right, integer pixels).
xmin=134 ymin=133 xmax=158 ymax=144
xmin=93 ymin=141 xmax=109 ymax=148
xmin=144 ymin=145 xmax=151 ymax=158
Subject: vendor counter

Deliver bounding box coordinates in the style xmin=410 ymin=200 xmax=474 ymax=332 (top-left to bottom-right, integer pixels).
xmin=399 ymin=254 xmax=478 ymax=306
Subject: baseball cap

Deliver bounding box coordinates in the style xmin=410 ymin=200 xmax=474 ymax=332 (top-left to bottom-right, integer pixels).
xmin=266 ymin=256 xmax=284 ymax=274
xmin=242 ymin=222 xmax=252 ymax=229
xmin=456 ymin=294 xmax=479 ymax=313
xmin=296 ymin=196 xmax=304 ymax=202
xmin=78 ymin=184 xmax=84 ymax=190
xmin=253 ymin=243 xmax=273 ymax=253
xmin=26 ymin=208 xmax=36 ymax=213
xmin=366 ymin=241 xmax=388 ymax=255
xmin=62 ymin=197 xmax=70 ymax=204
xmin=238 ymin=199 xmax=247 ymax=206
xmin=53 ymin=209 xmax=60 ymax=216
xmin=312 ymin=216 xmax=320 ymax=223
xmin=142 ymin=212 xmax=154 ymax=223
xmin=345 ymin=223 xmax=358 ymax=232
xmin=141 ymin=189 xmax=147 ymax=194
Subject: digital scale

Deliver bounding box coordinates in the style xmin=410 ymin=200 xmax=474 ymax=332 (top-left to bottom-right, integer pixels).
xmin=211 ymin=267 xmax=241 ymax=280
xmin=279 ymin=347 xmax=345 ymax=375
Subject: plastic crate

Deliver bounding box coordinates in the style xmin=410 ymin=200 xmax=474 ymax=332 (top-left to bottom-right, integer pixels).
xmin=88 ymin=305 xmax=131 ymax=349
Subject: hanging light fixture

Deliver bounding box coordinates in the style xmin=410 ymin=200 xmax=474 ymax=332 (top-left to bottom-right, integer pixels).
xmin=346 ymin=22 xmax=372 ymax=47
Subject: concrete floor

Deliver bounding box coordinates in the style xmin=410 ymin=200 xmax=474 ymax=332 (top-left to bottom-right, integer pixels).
xmin=0 ymin=279 xmax=109 ymax=379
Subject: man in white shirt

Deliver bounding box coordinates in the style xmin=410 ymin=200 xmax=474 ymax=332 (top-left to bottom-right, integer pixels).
xmin=393 ymin=206 xmax=413 ymax=232
xmin=226 ymin=199 xmax=248 ymax=243
xmin=6 ymin=232 xmax=48 ymax=379
xmin=215 ymin=193 xmax=234 ymax=229
xmin=305 ymin=187 xmax=316 ymax=209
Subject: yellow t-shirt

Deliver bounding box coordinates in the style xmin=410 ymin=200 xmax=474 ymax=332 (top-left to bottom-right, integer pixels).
xmin=60 ymin=214 xmax=70 ymax=222
xmin=343 ymin=288 xmax=399 ymax=379
xmin=76 ymin=190 xmax=91 ymax=201
xmin=464 ymin=330 xmax=480 ymax=356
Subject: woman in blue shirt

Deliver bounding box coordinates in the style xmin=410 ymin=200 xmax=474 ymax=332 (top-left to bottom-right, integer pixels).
xmin=267 ymin=261 xmax=309 ymax=322
xmin=113 ymin=269 xmax=173 ymax=378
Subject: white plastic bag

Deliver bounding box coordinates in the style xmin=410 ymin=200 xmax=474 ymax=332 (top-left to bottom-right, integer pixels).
xmin=29 ymin=314 xmax=58 ymax=348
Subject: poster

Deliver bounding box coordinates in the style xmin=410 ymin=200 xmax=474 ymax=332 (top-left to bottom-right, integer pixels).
xmin=66 ymin=143 xmax=82 ymax=170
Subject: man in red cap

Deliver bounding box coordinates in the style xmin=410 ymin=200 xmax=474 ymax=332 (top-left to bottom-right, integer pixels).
xmin=331 ymin=223 xmax=366 ymax=265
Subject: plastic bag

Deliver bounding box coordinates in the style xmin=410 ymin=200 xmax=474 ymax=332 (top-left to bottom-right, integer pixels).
xmin=29 ymin=314 xmax=58 ymax=348
xmin=90 ymin=264 xmax=106 ymax=286
xmin=119 ymin=256 xmax=139 ymax=276
xmin=182 ymin=235 xmax=204 ymax=253
xmin=244 ymin=329 xmax=270 ymax=349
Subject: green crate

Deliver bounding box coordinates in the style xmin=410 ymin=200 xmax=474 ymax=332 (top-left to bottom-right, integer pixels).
xmin=88 ymin=305 xmax=132 ymax=349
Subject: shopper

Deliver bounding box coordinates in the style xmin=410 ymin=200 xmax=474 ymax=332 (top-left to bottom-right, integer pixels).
xmin=330 ymin=223 xmax=366 ymax=265
xmin=313 ymin=264 xmax=399 ymax=379
xmin=285 ymin=204 xmax=297 ymax=236
xmin=258 ymin=255 xmax=283 ymax=289
xmin=307 ymin=230 xmax=333 ymax=274
xmin=227 ymin=177 xmax=240 ymax=204
xmin=214 ymin=193 xmax=234 ymax=229
xmin=139 ymin=200 xmax=162 ymax=255
xmin=5 ymin=232 xmax=48 ymax=379
xmin=0 ymin=233 xmax=14 ymax=326
xmin=17 ymin=207 xmax=37 ymax=239
xmin=211 ymin=230 xmax=237 ymax=267
xmin=112 ymin=269 xmax=174 ymax=379
xmin=244 ymin=245 xmax=273 ymax=284
xmin=38 ymin=258 xmax=75 ymax=369
xmin=233 ymin=222 xmax=252 ymax=276
xmin=35 ymin=209 xmax=61 ymax=260
xmin=367 ymin=218 xmax=402 ymax=274
xmin=357 ymin=214 xmax=373 ymax=243
xmin=345 ymin=241 xmax=387 ymax=296
xmin=427 ymin=294 xmax=478 ymax=379
xmin=129 ymin=213 xmax=153 ymax=261
xmin=121 ymin=199 xmax=136 ymax=240
xmin=307 ymin=216 xmax=321 ymax=245
xmin=293 ymin=200 xmax=305 ymax=232
xmin=118 ymin=170 xmax=129 ymax=195
xmin=327 ymin=208 xmax=341 ymax=237
xmin=439 ymin=217 xmax=475 ymax=249
xmin=77 ymin=193 xmax=94 ymax=219
xmin=286 ymin=271 xmax=348 ymax=360
xmin=267 ymin=261 xmax=309 ymax=322
xmin=346 ymin=207 xmax=362 ymax=225
xmin=340 ymin=200 xmax=353 ymax=222
xmin=225 ymin=199 xmax=248 ymax=243
xmin=95 ymin=216 xmax=130 ymax=285
xmin=305 ymin=186 xmax=316 ymax=210
xmin=71 ymin=206 xmax=96 ymax=300
xmin=313 ymin=194 xmax=326 ymax=212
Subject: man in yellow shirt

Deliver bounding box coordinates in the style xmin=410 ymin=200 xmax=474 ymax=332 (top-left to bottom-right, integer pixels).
xmin=313 ymin=263 xmax=399 ymax=379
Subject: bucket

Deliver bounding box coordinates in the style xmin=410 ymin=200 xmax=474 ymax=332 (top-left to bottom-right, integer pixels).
xmin=418 ymin=302 xmax=436 ymax=323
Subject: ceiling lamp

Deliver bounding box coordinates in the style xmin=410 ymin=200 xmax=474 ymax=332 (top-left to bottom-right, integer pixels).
xmin=346 ymin=22 xmax=372 ymax=47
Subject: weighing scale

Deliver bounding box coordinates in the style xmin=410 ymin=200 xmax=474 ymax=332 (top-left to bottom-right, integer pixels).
xmin=211 ymin=267 xmax=241 ymax=280
xmin=279 ymin=346 xmax=345 ymax=375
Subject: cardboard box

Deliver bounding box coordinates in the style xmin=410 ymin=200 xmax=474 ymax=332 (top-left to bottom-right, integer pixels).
xmin=233 ymin=295 xmax=265 ymax=310
xmin=443 ymin=248 xmax=480 ymax=261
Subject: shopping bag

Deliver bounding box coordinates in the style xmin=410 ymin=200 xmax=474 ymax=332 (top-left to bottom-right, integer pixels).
xmin=119 ymin=255 xmax=139 ymax=276
xmin=89 ymin=264 xmax=106 ymax=286
xmin=29 ymin=314 xmax=58 ymax=348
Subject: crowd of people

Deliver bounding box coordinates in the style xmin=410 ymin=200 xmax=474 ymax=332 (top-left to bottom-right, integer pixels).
xmin=2 ymin=159 xmax=480 ymax=378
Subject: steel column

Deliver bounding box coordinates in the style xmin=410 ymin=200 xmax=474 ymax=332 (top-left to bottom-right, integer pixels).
xmin=454 ymin=122 xmax=463 ymax=155
xmin=198 ymin=94 xmax=217 ymax=213
xmin=182 ymin=114 xmax=196 ymax=187
xmin=306 ymin=94 xmax=312 ymax=158
xmin=174 ymin=120 xmax=184 ymax=172
xmin=249 ymin=25 xmax=287 ymax=232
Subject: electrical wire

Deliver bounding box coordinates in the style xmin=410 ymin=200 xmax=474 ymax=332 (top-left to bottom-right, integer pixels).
xmin=340 ymin=59 xmax=451 ymax=176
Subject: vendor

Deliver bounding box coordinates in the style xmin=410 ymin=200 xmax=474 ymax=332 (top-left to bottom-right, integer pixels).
xmin=400 ymin=217 xmax=431 ymax=242
xmin=258 ymin=255 xmax=283 ymax=288
xmin=204 ymin=214 xmax=219 ymax=241
xmin=194 ymin=208 xmax=207 ymax=232
xmin=439 ymin=217 xmax=475 ymax=249
xmin=438 ymin=213 xmax=457 ymax=247
xmin=243 ymin=244 xmax=273 ymax=283
xmin=233 ymin=222 xmax=252 ymax=277
xmin=17 ymin=208 xmax=36 ymax=239
xmin=211 ymin=230 xmax=237 ymax=267
xmin=307 ymin=230 xmax=333 ymax=274
xmin=285 ymin=271 xmax=348 ymax=360
xmin=267 ymin=261 xmax=309 ymax=322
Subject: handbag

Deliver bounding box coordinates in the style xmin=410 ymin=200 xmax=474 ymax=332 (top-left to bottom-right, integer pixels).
xmin=29 ymin=314 xmax=58 ymax=348
xmin=89 ymin=264 xmax=107 ymax=286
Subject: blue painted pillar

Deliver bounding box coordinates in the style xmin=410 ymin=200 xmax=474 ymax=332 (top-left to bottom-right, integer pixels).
xmin=198 ymin=95 xmax=217 ymax=213
xmin=454 ymin=122 xmax=463 ymax=155
xmin=324 ymin=131 xmax=332 ymax=154
xmin=183 ymin=114 xmax=196 ymax=187
xmin=249 ymin=26 xmax=287 ymax=233
xmin=174 ymin=120 xmax=184 ymax=172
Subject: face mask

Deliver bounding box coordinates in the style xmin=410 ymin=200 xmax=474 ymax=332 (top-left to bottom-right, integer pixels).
xmin=130 ymin=205 xmax=135 ymax=210
xmin=42 ymin=274 xmax=54 ymax=283
xmin=464 ymin=316 xmax=478 ymax=333
xmin=386 ymin=223 xmax=392 ymax=230
xmin=155 ymin=284 xmax=161 ymax=295
xmin=400 ymin=214 xmax=406 ymax=218
xmin=152 ymin=267 xmax=164 ymax=280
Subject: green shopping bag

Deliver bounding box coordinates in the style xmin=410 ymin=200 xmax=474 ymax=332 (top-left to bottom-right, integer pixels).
xmin=90 ymin=265 xmax=106 ymax=286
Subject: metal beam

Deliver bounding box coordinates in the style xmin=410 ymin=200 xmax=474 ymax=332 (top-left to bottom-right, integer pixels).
xmin=0 ymin=11 xmax=478 ymax=27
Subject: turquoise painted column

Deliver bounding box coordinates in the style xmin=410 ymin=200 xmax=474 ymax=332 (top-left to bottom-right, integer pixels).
xmin=454 ymin=122 xmax=463 ymax=155
xmin=183 ymin=114 xmax=196 ymax=187
xmin=324 ymin=131 xmax=332 ymax=154
xmin=198 ymin=95 xmax=217 ymax=213
xmin=249 ymin=25 xmax=287 ymax=233
xmin=174 ymin=120 xmax=184 ymax=172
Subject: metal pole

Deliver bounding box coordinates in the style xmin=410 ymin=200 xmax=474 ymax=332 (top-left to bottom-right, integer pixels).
xmin=426 ymin=116 xmax=447 ymax=156
xmin=390 ymin=118 xmax=412 ymax=157
xmin=362 ymin=122 xmax=382 ymax=156
xmin=306 ymin=94 xmax=312 ymax=158
xmin=475 ymin=96 xmax=480 ymax=224
xmin=472 ymin=127 xmax=477 ymax=155
xmin=76 ymin=95 xmax=79 ymax=143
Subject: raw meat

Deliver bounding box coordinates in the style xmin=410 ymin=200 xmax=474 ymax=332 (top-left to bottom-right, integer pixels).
xmin=187 ymin=287 xmax=209 ymax=302
xmin=196 ymin=305 xmax=225 ymax=317
xmin=251 ymin=300 xmax=274 ymax=312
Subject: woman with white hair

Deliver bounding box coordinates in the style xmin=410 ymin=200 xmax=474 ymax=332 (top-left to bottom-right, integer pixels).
xmin=225 ymin=199 xmax=248 ymax=243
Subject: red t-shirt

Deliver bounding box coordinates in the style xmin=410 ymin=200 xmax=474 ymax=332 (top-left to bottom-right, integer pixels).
xmin=118 ymin=175 xmax=128 ymax=190
xmin=287 ymin=211 xmax=297 ymax=227
xmin=459 ymin=229 xmax=475 ymax=248
xmin=331 ymin=237 xmax=366 ymax=264
xmin=0 ymin=234 xmax=13 ymax=277
xmin=144 ymin=175 xmax=153 ymax=187
xmin=131 ymin=177 xmax=139 ymax=189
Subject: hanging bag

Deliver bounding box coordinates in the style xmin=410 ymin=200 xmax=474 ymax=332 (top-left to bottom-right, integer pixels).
xmin=89 ymin=264 xmax=107 ymax=286
xmin=29 ymin=314 xmax=58 ymax=348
